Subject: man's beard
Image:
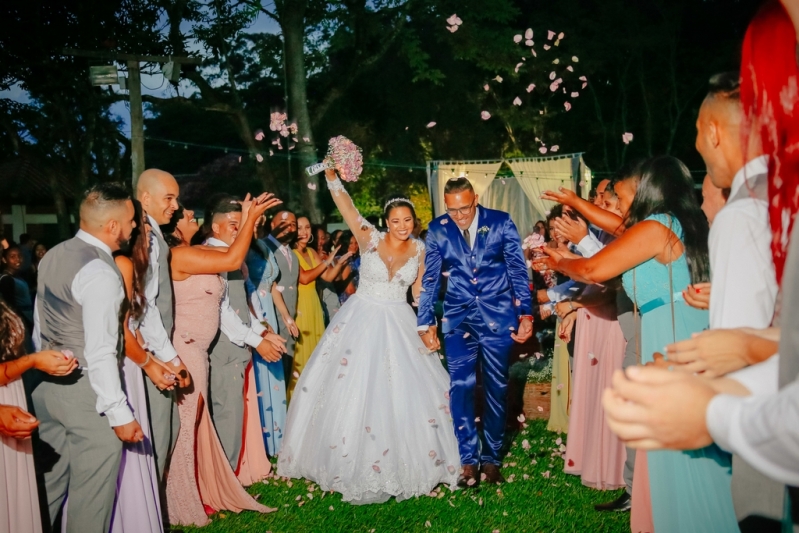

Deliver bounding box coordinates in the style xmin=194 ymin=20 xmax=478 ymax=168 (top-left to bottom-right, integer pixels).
xmin=277 ymin=230 xmax=297 ymax=245
xmin=117 ymin=234 xmax=131 ymax=250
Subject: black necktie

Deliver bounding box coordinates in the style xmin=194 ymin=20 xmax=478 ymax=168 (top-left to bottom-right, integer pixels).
xmin=463 ymin=228 xmax=471 ymax=248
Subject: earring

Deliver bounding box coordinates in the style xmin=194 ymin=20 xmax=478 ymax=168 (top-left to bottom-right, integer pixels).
xmin=307 ymin=234 xmax=314 ymax=244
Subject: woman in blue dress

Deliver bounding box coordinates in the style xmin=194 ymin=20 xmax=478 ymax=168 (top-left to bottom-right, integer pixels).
xmin=535 ymin=155 xmax=737 ymax=533
xmin=246 ymin=238 xmax=296 ymax=456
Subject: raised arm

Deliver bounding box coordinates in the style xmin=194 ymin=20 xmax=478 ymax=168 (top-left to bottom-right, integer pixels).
xmin=324 ymin=168 xmax=375 ymax=249
xmin=542 ymin=187 xmax=625 ymax=236
xmin=171 ymin=195 xmax=275 ymax=279
xmin=535 ymin=220 xmax=682 ymax=284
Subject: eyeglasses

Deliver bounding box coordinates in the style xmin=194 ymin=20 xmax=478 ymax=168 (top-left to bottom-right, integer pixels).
xmin=445 ymin=200 xmax=475 ymax=217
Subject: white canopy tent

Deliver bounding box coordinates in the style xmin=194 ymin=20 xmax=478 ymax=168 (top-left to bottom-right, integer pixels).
xmin=426 ymin=153 xmax=592 ymax=238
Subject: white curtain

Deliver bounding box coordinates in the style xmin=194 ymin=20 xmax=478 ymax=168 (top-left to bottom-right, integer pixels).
xmin=428 ymin=162 xmax=504 ymax=216
xmin=507 ymin=158 xmax=576 ymax=219
xmin=480 ymin=177 xmax=542 ymax=239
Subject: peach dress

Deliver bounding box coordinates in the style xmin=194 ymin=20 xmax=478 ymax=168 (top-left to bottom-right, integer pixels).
xmin=0 ymin=379 xmax=42 ymax=533
xmin=166 ymin=274 xmax=274 ymax=526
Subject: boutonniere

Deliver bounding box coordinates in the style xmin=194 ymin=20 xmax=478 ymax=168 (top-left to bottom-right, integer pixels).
xmin=477 ymin=226 xmax=490 ymax=235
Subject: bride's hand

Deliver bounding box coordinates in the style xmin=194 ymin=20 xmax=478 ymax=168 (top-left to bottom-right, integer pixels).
xmin=324 ymin=168 xmax=338 ymax=181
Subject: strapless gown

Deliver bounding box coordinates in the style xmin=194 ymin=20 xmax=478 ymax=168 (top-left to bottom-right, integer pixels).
xmin=166 ymin=274 xmax=274 ymax=526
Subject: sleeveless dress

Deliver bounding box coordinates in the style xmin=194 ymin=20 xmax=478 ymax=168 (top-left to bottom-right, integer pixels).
xmin=277 ymin=232 xmax=460 ymax=504
xmin=245 ymin=242 xmax=287 ymax=456
xmin=166 ymin=274 xmax=274 ymax=527
xmin=287 ymin=249 xmax=325 ymax=400
xmin=621 ymin=214 xmax=737 ymax=533
xmin=0 ymin=379 xmax=42 ymax=533
xmin=563 ymin=287 xmax=627 ymax=490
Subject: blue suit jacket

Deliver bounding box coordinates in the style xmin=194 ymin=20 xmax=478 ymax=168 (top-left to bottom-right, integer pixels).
xmin=418 ymin=206 xmax=532 ymax=334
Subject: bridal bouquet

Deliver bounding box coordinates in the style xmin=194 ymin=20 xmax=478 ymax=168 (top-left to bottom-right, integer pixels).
xmin=305 ymin=135 xmax=364 ymax=181
xmin=522 ymin=232 xmax=546 ymax=253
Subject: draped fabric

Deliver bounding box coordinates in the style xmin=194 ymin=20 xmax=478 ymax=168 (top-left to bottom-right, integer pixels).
xmin=480 ymin=177 xmax=541 ymax=240
xmin=507 ymin=158 xmax=578 ymax=223
xmin=428 ymin=163 xmax=504 ymax=217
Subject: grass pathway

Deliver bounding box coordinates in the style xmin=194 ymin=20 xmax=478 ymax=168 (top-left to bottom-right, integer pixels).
xmin=186 ymin=420 xmax=629 ymax=533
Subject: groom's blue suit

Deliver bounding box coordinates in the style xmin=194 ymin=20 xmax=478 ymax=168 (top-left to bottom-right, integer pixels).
xmin=418 ymin=205 xmax=532 ymax=466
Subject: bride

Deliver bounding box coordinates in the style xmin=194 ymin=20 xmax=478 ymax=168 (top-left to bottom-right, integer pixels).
xmin=277 ymin=168 xmax=460 ymax=504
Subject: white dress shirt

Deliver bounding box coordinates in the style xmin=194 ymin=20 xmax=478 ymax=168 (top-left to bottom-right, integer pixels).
xmin=462 ymin=207 xmax=480 ymax=248
xmin=205 ymin=237 xmax=266 ymax=348
xmin=575 ymin=226 xmax=606 ymax=258
xmin=707 ymin=356 xmax=799 ymax=486
xmin=708 ymin=156 xmax=777 ymax=330
xmin=33 ymin=230 xmax=134 ymax=427
xmin=138 ymin=215 xmax=179 ymax=362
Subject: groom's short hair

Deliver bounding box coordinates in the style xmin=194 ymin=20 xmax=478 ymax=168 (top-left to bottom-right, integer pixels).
xmin=444 ymin=177 xmax=474 ymax=195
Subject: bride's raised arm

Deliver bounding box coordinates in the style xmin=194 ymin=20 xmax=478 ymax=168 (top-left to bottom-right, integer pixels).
xmin=323 ymin=168 xmax=375 ymax=250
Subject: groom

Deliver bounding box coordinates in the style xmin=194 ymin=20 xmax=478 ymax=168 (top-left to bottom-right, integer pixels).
xmin=418 ymin=176 xmax=533 ymax=487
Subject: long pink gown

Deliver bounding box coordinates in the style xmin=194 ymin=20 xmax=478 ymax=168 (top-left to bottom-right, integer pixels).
xmin=0 ymin=379 xmax=42 ymax=533
xmin=166 ymin=274 xmax=274 ymax=527
xmin=563 ymin=303 xmax=627 ymax=490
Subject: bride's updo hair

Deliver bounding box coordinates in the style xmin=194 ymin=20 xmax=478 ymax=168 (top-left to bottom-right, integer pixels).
xmin=383 ymin=197 xmax=417 ymax=221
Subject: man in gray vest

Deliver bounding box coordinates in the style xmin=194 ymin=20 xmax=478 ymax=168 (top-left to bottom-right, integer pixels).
xmin=204 ymin=196 xmax=286 ymax=469
xmin=31 ymin=183 xmax=144 ymax=533
xmin=136 ymin=169 xmax=193 ymax=486
xmin=264 ymin=210 xmax=300 ymax=379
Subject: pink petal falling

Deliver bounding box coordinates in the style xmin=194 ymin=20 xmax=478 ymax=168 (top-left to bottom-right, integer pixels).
xmin=525 ymin=28 xmax=533 ymax=39
xmin=564 ymin=101 xmax=572 ymax=111
xmin=539 ymin=147 xmax=548 ymax=154
xmin=481 ymin=111 xmax=491 ymax=120
xmin=307 ymin=182 xmax=317 ymax=190
xmin=526 ymin=83 xmax=535 ymax=92
xmin=551 ymin=145 xmax=560 ymax=152
xmin=513 ymin=34 xmax=522 ymax=43
xmin=426 ymin=121 xmax=437 ymax=128
xmin=513 ymin=97 xmax=522 ymax=106
xmin=547 ymin=30 xmax=555 ymax=40
xmin=622 ymin=132 xmax=634 ymax=144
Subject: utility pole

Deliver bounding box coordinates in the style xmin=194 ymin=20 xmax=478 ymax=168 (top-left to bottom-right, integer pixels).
xmin=63 ymin=49 xmax=202 ymax=190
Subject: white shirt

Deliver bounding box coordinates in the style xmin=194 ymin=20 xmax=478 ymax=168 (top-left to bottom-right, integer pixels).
xmin=138 ymin=214 xmax=179 ymax=362
xmin=205 ymin=237 xmax=266 ymax=348
xmin=575 ymin=226 xmax=606 ymax=258
xmin=462 ymin=207 xmax=480 ymax=248
xmin=708 ymin=156 xmax=777 ymax=330
xmin=33 ymin=230 xmax=134 ymax=427
xmin=706 ymin=356 xmax=799 ymax=485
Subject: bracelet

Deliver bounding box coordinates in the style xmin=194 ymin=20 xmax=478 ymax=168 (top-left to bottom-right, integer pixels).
xmin=137 ymin=352 xmax=151 ymax=368
xmin=568 ymin=300 xmax=575 ymax=312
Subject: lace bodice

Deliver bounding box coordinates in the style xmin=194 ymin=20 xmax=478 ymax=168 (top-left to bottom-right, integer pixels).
xmin=326 ymin=176 xmax=424 ymax=302
xmin=358 ymin=231 xmax=424 ymax=301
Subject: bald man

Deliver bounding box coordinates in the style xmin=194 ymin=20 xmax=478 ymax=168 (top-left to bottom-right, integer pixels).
xmin=693 ymin=72 xmax=781 ymax=531
xmin=31 ymin=183 xmax=143 ymax=533
xmin=136 ymin=168 xmax=191 ymax=487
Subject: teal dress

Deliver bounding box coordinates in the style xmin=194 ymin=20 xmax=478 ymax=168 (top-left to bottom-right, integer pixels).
xmin=621 ymin=214 xmax=737 ymax=533
xmin=245 ymin=241 xmax=287 ymax=455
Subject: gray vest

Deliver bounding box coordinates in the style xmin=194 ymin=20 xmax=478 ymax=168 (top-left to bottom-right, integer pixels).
xmin=36 ymin=236 xmax=123 ymax=367
xmin=209 ymin=267 xmax=252 ymax=365
xmin=153 ymin=230 xmax=174 ymax=335
xmin=263 ymin=237 xmax=299 ymax=317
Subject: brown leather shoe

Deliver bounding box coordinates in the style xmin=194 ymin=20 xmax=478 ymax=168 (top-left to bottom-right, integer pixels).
xmin=482 ymin=463 xmax=505 ymax=484
xmin=457 ymin=464 xmax=480 ymax=488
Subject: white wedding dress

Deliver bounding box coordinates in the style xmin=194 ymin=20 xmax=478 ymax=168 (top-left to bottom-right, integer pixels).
xmin=277 ymin=178 xmax=460 ymax=504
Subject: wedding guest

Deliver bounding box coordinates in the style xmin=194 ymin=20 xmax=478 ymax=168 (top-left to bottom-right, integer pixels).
xmin=200 ymin=195 xmax=284 ymax=480
xmin=265 ymin=211 xmax=300 ymax=381
xmin=700 ymin=174 xmax=729 ymax=226
xmin=288 ymin=216 xmax=343 ymax=399
xmin=313 ymin=224 xmax=341 ymax=323
xmin=0 ymin=245 xmax=34 ymax=340
xmin=536 ymin=156 xmax=736 ymax=533
xmin=17 ymin=234 xmax=34 ymax=277
xmin=110 ymin=199 xmax=173 ymax=533
xmin=32 ymin=243 xmax=47 ymax=269
xmin=0 ymin=301 xmax=77 ymax=533
xmin=336 ymin=231 xmax=361 ymax=304
xmin=161 ymin=197 xmax=277 ymax=527
xmin=246 ymin=232 xmax=297 ymax=456
xmin=136 ymin=169 xmax=192 ymax=490
xmin=31 ymin=182 xmax=144 ymax=533
xmin=533 ymin=220 xmax=548 ymax=240
xmin=604 ymin=5 xmax=799 ymax=530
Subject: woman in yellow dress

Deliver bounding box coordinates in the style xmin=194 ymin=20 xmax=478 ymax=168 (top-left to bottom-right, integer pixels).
xmin=288 ymin=216 xmax=351 ymax=399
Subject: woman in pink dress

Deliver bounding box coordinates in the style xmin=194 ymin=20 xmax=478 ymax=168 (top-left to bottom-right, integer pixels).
xmin=0 ymin=300 xmax=78 ymax=533
xmin=161 ymin=194 xmax=278 ymax=527
xmin=559 ymin=285 xmax=627 ymax=490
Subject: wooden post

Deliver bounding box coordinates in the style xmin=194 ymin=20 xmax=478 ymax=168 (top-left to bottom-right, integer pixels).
xmin=128 ymin=60 xmax=145 ymax=191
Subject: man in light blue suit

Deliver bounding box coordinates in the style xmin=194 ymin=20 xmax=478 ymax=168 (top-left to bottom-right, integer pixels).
xmin=418 ymin=176 xmax=533 ymax=488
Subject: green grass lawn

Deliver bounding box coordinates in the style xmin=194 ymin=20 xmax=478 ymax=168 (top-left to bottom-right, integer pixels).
xmin=186 ymin=419 xmax=629 ymax=533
